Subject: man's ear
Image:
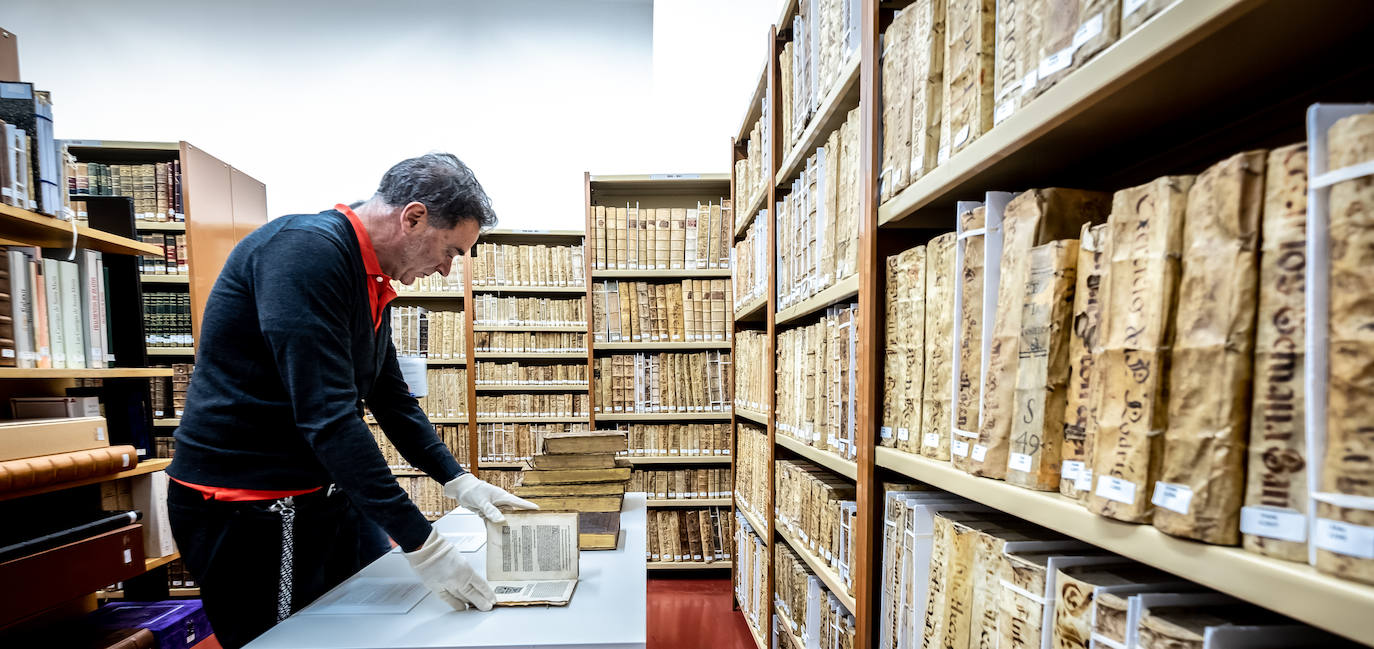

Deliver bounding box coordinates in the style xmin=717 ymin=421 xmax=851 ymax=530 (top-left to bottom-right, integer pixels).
xmin=400 ymin=202 xmax=428 ymax=231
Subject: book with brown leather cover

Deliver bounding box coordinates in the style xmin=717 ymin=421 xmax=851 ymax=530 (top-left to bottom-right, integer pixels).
xmin=0 ymin=444 xmax=136 ymax=493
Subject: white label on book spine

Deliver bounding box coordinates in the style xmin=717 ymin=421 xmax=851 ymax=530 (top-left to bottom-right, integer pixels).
xmin=1240 ymin=506 xmax=1307 ymax=543
xmin=1075 ymin=467 xmax=1093 ymax=491
xmin=954 ymin=125 xmax=971 ymax=147
xmin=123 ymin=549 xmax=132 ymax=564
xmin=971 ymin=444 xmax=988 ymax=462
xmin=994 ymin=99 xmax=1015 ymax=125
xmin=880 ymin=426 xmax=893 ymax=439
xmin=1061 ymin=460 xmax=1084 ymax=481
xmin=1008 ymin=452 xmax=1033 ymax=472
xmin=1123 ymin=0 xmax=1148 ymax=17
xmin=1039 ymin=47 xmax=1074 ymax=78
xmin=1073 ymin=13 xmax=1103 ymax=48
xmin=1095 ymin=476 xmax=1137 ymax=505
xmin=0 ymin=349 xmax=11 ymax=358
xmin=923 ymin=432 xmax=940 ymax=448
xmin=96 ymin=426 xmax=106 ymax=441
xmin=1315 ymin=519 xmax=1374 ymax=559
xmin=897 ymin=427 xmax=910 ymax=441
xmin=121 ymin=452 xmax=130 ymax=467
xmin=1151 ymin=481 xmax=1192 ymax=515
xmin=952 ymin=439 xmax=970 ymax=457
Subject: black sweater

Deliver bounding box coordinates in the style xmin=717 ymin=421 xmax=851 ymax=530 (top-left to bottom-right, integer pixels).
xmin=167 ymin=209 xmax=464 ymax=551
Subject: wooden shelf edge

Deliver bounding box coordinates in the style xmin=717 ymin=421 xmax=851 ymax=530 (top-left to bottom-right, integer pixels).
xmin=736 ymin=499 xmax=767 ymax=538
xmin=473 ymin=325 xmax=586 ymax=332
xmin=594 ymin=411 xmax=732 ymax=422
xmin=774 ymin=55 xmax=862 ymax=190
xmin=146 ymin=347 xmax=194 ymax=356
xmin=152 ymin=418 xmax=180 ymax=427
xmin=591 ymin=268 xmax=732 ymax=279
xmin=624 ymin=455 xmax=731 ymax=465
xmin=775 ymin=521 xmax=857 ymax=615
xmin=647 ymin=498 xmax=732 ymax=507
xmin=873 ymin=447 xmax=1374 ymax=645
xmin=594 ymin=341 xmax=732 ymax=350
xmin=0 ymin=458 xmax=172 ymax=502
xmin=470 ymin=285 xmax=586 ymax=294
xmin=474 ymin=383 xmax=589 ymax=391
xmin=0 ymin=203 xmax=162 ymax=256
xmin=735 ymin=190 xmax=767 ymax=240
xmin=744 ymin=611 xmax=767 ymax=649
xmin=648 ymin=561 xmax=732 ymax=570
xmin=775 ymin=274 xmax=859 ymax=326
xmin=0 ymin=367 xmax=174 ymax=379
xmin=734 ymin=407 xmax=769 ymax=426
xmin=135 ymin=221 xmax=186 ymax=232
xmin=733 ymin=295 xmax=768 ymax=322
xmin=775 ymin=433 xmax=858 ymax=480
xmin=144 ymin=551 xmax=180 ymax=572
xmin=472 ymin=352 xmax=587 ymax=360
xmin=775 ymin=604 xmax=807 ymax=649
xmin=140 ymin=274 xmax=190 ymax=284
xmin=393 ymin=291 xmax=465 ymax=299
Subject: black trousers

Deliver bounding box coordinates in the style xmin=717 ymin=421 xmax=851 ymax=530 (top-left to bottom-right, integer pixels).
xmin=167 ymin=482 xmax=391 ymax=649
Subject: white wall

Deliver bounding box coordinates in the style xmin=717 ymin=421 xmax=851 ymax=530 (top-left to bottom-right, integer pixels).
xmin=3 ymin=0 xmax=776 ymax=229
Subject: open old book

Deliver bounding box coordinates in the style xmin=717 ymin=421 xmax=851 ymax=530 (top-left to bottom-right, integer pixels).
xmin=485 ymin=511 xmax=580 ymax=606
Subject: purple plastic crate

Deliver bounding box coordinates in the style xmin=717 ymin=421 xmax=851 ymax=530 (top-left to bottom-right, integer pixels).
xmin=89 ymin=600 xmax=211 ymax=649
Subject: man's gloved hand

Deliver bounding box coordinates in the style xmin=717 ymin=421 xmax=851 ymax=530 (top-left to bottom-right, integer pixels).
xmin=404 ymin=528 xmax=496 ymax=611
xmin=444 ymin=473 xmax=538 ymax=524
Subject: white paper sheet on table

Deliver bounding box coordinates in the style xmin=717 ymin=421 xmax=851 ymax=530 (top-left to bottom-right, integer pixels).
xmin=298 ymin=578 xmax=429 ymax=615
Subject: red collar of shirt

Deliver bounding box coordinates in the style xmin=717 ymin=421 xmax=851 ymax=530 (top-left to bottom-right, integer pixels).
xmin=336 ymin=203 xmax=397 ymax=331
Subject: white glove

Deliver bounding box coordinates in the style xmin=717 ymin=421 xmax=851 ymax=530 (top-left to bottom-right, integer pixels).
xmin=444 ymin=473 xmax=539 ymax=524
xmin=403 ymin=528 xmax=496 ymax=612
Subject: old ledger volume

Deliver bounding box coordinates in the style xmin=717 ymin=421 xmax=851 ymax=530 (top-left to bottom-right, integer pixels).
xmin=485 ymin=511 xmax=579 ymax=606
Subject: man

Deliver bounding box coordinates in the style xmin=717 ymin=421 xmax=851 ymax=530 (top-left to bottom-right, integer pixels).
xmin=167 ymin=153 xmax=535 ymax=649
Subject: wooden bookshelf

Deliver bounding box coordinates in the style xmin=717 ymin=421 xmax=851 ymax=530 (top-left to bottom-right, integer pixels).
xmin=473 ymin=324 xmax=585 ymax=333
xmin=426 ymin=358 xmax=465 ymax=366
xmin=724 ymin=0 xmax=1374 ymax=645
xmin=153 ymin=418 xmax=180 ymax=427
xmin=0 ymin=458 xmax=172 ymax=503
xmin=0 ymin=203 xmax=162 ymax=257
xmin=775 ymin=605 xmax=806 ymax=649
xmin=145 ymin=552 xmax=181 ymax=572
xmin=744 ymin=614 xmax=767 ymax=649
xmin=736 ymin=502 xmax=767 ymax=542
xmin=394 ymin=290 xmax=465 ymax=299
xmin=474 ymin=416 xmax=589 ymax=424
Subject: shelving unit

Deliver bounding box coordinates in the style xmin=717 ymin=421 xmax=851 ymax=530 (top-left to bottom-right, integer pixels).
xmin=474 ymin=383 xmax=588 ymax=392
xmin=586 ymin=173 xmax=735 ymax=572
xmin=647 ymin=561 xmax=731 ymax=571
xmin=468 ymin=284 xmax=585 ymax=294
xmin=723 ymin=0 xmax=1374 ymax=646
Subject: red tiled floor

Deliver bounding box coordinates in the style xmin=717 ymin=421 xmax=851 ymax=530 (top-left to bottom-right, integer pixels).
xmin=648 ymin=576 xmax=755 ymax=649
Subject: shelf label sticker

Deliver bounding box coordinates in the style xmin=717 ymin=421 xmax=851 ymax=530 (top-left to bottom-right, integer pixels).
xmin=1073 ymin=13 xmax=1104 ymax=49
xmin=123 ymin=549 xmax=133 ymax=564
xmin=1315 ymin=518 xmax=1374 ymax=559
xmin=1240 ymin=506 xmax=1307 ymax=543
xmin=971 ymin=444 xmax=989 ymax=462
xmin=952 ymin=439 xmax=970 ymax=457
xmin=995 ymin=99 xmax=1016 ymax=125
xmin=1075 ymin=467 xmax=1093 ymax=492
xmin=1095 ymin=475 xmax=1137 ymax=505
xmin=880 ymin=426 xmax=894 ymax=439
xmin=1008 ymin=452 xmax=1033 ymax=473
xmin=1151 ymin=481 xmax=1192 ymax=515
xmin=924 ymin=432 xmax=940 ymax=448
xmin=1022 ymin=70 xmax=1039 ymax=96
xmin=898 ymin=427 xmax=910 ymax=441
xmin=1123 ymin=0 xmax=1148 ymax=17
xmin=1039 ymin=47 xmax=1074 ymax=78
xmin=1061 ymin=460 xmax=1084 ymax=481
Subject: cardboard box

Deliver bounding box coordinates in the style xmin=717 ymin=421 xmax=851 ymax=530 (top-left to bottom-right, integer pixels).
xmin=0 ymin=523 xmax=145 ymax=627
xmin=132 ymin=470 xmax=175 ymax=559
xmin=10 ymin=396 xmax=101 ymax=419
xmin=0 ymin=416 xmax=108 ymax=461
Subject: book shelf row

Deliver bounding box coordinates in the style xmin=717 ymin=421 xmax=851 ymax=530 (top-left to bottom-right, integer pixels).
xmin=726 ymin=0 xmax=1374 ymax=645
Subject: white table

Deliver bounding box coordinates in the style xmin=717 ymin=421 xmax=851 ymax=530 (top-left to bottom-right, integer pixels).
xmin=245 ymin=494 xmax=647 ymax=649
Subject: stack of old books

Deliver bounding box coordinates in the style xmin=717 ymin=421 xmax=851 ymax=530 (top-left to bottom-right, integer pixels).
xmin=513 ymin=430 xmax=631 ymax=550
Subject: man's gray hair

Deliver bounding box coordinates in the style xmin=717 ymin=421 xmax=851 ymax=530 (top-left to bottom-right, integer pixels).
xmin=375 ymin=153 xmax=497 ymax=230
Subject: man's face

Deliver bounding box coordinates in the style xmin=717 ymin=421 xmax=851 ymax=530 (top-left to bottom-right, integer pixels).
xmin=395 ymin=204 xmax=480 ymax=285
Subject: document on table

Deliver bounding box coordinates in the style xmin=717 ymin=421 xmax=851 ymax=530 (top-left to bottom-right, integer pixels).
xmin=485 ymin=511 xmax=580 ymax=606
xmin=298 ymin=578 xmax=429 ymax=615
